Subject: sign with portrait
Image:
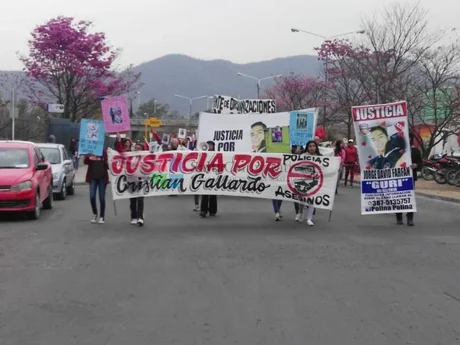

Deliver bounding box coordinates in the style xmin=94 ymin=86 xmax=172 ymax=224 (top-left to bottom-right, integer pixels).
xmin=101 ymin=96 xmax=131 ymax=133
xmin=197 ymin=109 xmax=316 ymax=153
xmin=352 ymin=101 xmax=417 ymax=215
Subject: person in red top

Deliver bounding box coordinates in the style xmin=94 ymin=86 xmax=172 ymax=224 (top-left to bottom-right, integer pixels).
xmin=344 ymin=139 xmax=358 ymax=187
xmin=84 ymin=151 xmax=109 ymax=224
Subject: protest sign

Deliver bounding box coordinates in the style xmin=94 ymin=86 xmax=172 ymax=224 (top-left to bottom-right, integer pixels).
xmin=198 ymin=109 xmax=316 ymax=153
xmin=351 ymin=101 xmax=417 ymax=215
xmin=78 ymin=119 xmax=106 ymax=156
xmin=289 ymin=110 xmax=317 ymax=147
xmin=101 ymin=96 xmax=131 ymax=133
xmin=107 ymin=148 xmax=340 ymax=209
xmin=212 ymin=95 xmax=276 ymax=114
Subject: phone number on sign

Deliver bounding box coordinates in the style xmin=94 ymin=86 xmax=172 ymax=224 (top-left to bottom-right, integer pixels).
xmin=368 ymin=198 xmax=411 ymax=207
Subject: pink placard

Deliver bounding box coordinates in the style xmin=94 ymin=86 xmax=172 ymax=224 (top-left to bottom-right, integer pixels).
xmin=101 ymin=96 xmax=131 ymax=133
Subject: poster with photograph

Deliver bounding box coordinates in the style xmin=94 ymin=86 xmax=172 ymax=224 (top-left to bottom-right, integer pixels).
xmin=352 ymin=101 xmax=416 ymax=215
xmin=198 ymin=109 xmax=316 ymax=153
xmin=78 ymin=119 xmax=106 ymax=156
xmin=101 ymin=96 xmax=131 ymax=133
xmin=177 ymin=128 xmax=186 ymax=139
xmin=289 ymin=110 xmax=317 ymax=147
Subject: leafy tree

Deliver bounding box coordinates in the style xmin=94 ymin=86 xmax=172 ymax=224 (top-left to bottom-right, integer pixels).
xmin=313 ymin=1 xmax=460 ymax=156
xmin=20 ymin=16 xmax=141 ymax=122
xmin=263 ymin=73 xmax=325 ymax=112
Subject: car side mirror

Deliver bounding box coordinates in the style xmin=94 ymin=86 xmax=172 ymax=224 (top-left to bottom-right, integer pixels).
xmin=64 ymin=160 xmax=72 ymax=166
xmin=36 ymin=163 xmax=48 ymax=171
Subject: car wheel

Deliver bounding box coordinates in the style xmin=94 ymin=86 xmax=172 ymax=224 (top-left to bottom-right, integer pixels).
xmin=27 ymin=192 xmax=40 ymax=220
xmin=43 ymin=185 xmax=53 ymax=210
xmin=58 ymin=179 xmax=67 ymax=200
xmin=67 ymin=177 xmax=75 ymax=195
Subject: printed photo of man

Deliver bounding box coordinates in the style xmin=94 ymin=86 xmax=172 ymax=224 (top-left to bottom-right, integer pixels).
xmin=250 ymin=121 xmax=267 ymax=153
xmin=110 ymin=107 xmax=123 ymax=124
xmin=368 ymin=125 xmax=407 ymax=169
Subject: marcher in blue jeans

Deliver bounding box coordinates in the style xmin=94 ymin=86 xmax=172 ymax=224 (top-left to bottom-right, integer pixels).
xmin=90 ymin=178 xmax=106 ymax=223
xmin=272 ymin=199 xmax=283 ymax=221
xmin=84 ymin=152 xmax=109 ymax=224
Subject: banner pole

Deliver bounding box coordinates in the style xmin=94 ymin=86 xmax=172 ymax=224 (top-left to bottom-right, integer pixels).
xmin=328 ymin=210 xmax=332 ymax=222
xmin=111 ymin=187 xmax=117 ymax=216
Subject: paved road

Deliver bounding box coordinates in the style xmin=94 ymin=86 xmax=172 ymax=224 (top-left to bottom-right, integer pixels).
xmin=1 ymin=186 xmax=459 ymax=345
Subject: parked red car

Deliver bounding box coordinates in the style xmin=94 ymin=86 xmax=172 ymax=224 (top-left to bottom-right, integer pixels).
xmin=0 ymin=141 xmax=53 ymax=220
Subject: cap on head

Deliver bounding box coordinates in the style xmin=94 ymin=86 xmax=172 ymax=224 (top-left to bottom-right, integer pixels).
xmin=348 ymin=139 xmax=354 ymax=143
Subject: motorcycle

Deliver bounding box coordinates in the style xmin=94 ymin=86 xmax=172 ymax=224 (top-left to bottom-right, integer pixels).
xmin=445 ymin=159 xmax=460 ymax=185
xmin=433 ymin=155 xmax=460 ymax=184
xmin=421 ymin=156 xmax=442 ymax=180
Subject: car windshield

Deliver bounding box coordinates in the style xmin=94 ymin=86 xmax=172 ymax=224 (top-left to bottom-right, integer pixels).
xmin=40 ymin=148 xmax=61 ymax=164
xmin=0 ymin=148 xmax=30 ymax=168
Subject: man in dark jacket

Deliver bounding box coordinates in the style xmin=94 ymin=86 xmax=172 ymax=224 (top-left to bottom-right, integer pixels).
xmin=396 ymin=132 xmax=422 ymax=226
xmin=200 ymin=141 xmax=218 ymax=218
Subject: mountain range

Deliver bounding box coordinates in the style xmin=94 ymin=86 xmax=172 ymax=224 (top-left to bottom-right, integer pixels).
xmin=133 ymin=54 xmax=320 ymax=114
xmin=1 ymin=54 xmax=320 ymax=114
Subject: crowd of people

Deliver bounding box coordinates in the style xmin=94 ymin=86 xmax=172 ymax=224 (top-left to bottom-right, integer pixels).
xmin=81 ymin=130 xmax=421 ymax=228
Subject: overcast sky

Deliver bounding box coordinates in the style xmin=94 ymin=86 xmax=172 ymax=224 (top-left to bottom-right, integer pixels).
xmin=0 ymin=0 xmax=458 ymax=70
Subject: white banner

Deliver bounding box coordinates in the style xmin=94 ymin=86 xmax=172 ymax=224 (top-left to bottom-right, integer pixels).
xmin=212 ymin=95 xmax=276 ymax=114
xmin=107 ymin=148 xmax=340 ymax=209
xmin=197 ymin=110 xmax=337 ymax=157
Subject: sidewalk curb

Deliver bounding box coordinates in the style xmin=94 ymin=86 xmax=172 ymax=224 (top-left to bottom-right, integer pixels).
xmin=417 ymin=192 xmax=460 ymax=204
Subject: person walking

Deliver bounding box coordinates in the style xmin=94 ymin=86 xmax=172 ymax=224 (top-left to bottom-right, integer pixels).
xmin=396 ymin=133 xmax=422 ymax=226
xmin=334 ymin=140 xmax=346 ymax=194
xmin=84 ymin=151 xmax=109 ymax=224
xmin=303 ymin=140 xmax=322 ymax=226
xmin=114 ymin=133 xmax=146 ymax=226
xmin=344 ymin=139 xmax=358 ymax=187
xmin=200 ymin=141 xmax=218 ymax=218
xmin=69 ymin=137 xmax=79 ymax=170
xmin=292 ymin=145 xmax=304 ymax=222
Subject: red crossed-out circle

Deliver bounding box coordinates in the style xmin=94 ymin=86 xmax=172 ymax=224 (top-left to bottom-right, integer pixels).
xmin=287 ymin=160 xmax=324 ymax=197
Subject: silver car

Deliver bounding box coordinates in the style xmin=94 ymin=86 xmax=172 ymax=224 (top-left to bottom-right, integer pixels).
xmin=37 ymin=143 xmax=76 ymax=200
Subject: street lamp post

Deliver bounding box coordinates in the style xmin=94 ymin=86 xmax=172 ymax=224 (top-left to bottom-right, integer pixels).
xmin=290 ymin=28 xmax=365 ymax=124
xmin=236 ymin=73 xmax=282 ymax=99
xmin=174 ymin=94 xmax=208 ymax=122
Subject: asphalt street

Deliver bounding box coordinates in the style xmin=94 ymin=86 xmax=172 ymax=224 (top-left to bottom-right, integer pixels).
xmin=0 ymin=186 xmax=459 ymax=345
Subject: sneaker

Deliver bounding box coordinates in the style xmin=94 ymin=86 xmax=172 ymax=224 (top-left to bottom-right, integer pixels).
xmin=407 ymin=220 xmax=414 ymax=226
xmin=295 ymin=214 xmax=300 ymax=222
xmin=306 ymin=219 xmax=314 ymax=226
xmin=209 ymin=213 xmax=216 ymax=217
xmin=397 ymin=220 xmax=404 ymax=225
xmin=199 ymin=212 xmax=206 ymax=218
xmin=137 ymin=218 xmax=144 ymax=226
xmin=98 ymin=217 xmax=105 ymax=224
xmin=275 ymin=212 xmax=280 ymax=221
xmin=91 ymin=215 xmax=97 ymax=223
xmin=193 ymin=205 xmax=200 ymax=212
xmin=279 ymin=212 xmax=283 ymax=219
xmin=130 ymin=219 xmax=137 ymax=225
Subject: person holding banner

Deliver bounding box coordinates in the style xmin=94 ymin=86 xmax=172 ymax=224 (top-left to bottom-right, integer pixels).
xmin=114 ymin=133 xmax=146 ymax=226
xmin=200 ymin=141 xmax=218 ymax=218
xmin=396 ymin=133 xmax=422 ymax=226
xmin=84 ymin=152 xmax=109 ymax=224
xmin=292 ymin=145 xmax=304 ymax=222
xmin=334 ymin=140 xmax=346 ymax=194
xmin=303 ymin=140 xmax=322 ymax=226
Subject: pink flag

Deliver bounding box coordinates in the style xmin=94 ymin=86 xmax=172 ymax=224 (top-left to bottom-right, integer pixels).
xmin=101 ymin=96 xmax=131 ymax=133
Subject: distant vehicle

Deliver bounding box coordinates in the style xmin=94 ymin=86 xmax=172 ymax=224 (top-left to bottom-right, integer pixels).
xmin=37 ymin=143 xmax=76 ymax=200
xmin=0 ymin=140 xmax=53 ymax=220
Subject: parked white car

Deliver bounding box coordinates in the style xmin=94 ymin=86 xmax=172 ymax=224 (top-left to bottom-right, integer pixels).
xmin=37 ymin=143 xmax=76 ymax=200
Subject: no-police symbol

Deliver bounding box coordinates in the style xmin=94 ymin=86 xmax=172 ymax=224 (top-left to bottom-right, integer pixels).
xmin=287 ymin=161 xmax=324 ymax=197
